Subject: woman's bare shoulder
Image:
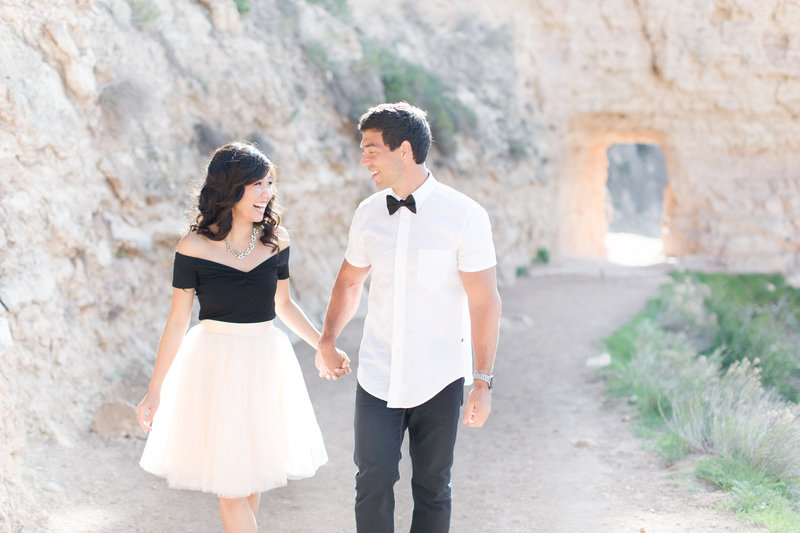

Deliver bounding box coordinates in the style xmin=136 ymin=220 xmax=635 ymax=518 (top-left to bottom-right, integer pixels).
xmin=177 ymin=231 xmax=211 ymax=256
xmin=276 ymin=226 xmax=290 ymax=251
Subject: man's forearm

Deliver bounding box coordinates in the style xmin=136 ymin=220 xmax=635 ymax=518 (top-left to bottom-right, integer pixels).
xmin=320 ymin=261 xmax=369 ymax=347
xmin=320 ymin=281 xmax=362 ymax=346
xmin=469 ymin=298 xmax=501 ymax=374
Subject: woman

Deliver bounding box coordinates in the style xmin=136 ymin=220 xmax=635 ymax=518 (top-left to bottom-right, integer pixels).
xmin=137 ymin=142 xmax=349 ymax=532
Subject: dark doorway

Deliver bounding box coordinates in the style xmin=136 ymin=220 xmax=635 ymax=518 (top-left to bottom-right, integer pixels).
xmin=604 ymin=143 xmax=668 ymax=265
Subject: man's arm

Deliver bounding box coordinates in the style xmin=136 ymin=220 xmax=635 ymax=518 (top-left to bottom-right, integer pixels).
xmin=316 ymin=259 xmax=371 ymax=380
xmin=460 ymin=266 xmax=502 ymax=427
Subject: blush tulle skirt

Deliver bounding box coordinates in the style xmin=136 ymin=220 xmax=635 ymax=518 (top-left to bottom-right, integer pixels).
xmin=139 ymin=319 xmax=328 ymax=498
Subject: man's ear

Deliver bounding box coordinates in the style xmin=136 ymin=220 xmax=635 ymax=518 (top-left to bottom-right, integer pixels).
xmin=400 ymin=140 xmax=414 ymax=162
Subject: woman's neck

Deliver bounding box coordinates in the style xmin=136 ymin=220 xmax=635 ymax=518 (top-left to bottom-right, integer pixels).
xmin=227 ymin=218 xmax=255 ymax=243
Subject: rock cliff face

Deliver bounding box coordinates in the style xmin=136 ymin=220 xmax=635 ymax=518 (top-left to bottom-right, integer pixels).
xmin=1 ymin=0 xmax=799 ymax=526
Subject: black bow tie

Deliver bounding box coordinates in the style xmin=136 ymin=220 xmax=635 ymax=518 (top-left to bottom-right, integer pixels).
xmin=386 ymin=194 xmax=416 ymax=215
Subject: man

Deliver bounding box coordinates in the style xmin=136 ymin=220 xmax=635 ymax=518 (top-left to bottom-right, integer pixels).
xmin=316 ymin=102 xmax=501 ymax=533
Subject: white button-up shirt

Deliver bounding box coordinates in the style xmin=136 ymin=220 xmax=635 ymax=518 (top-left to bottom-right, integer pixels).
xmin=345 ymin=174 xmax=496 ymax=408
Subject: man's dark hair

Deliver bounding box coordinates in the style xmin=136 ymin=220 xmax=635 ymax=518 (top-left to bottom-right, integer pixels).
xmin=358 ymin=102 xmax=432 ymax=164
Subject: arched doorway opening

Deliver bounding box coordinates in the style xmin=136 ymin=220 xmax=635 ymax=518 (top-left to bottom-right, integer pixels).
xmin=604 ymin=143 xmax=668 ymax=266
xmin=556 ymin=121 xmax=679 ymax=264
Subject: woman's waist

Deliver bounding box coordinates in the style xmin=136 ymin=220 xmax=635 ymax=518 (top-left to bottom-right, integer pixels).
xmin=199 ymin=319 xmax=275 ymax=336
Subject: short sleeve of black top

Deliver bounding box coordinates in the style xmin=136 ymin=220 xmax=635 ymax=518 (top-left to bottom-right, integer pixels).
xmin=172 ymin=247 xmax=290 ymax=323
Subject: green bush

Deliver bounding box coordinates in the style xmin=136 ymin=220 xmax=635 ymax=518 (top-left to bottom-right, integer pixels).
xmin=233 ymin=0 xmax=251 ymax=14
xmin=306 ymin=0 xmax=350 ymax=19
xmin=604 ymin=318 xmax=718 ymax=424
xmin=685 ymin=272 xmax=800 ymax=401
xmin=359 ymin=41 xmax=476 ymax=157
xmin=668 ymin=359 xmax=800 ymax=481
xmin=602 ymin=271 xmax=800 ymax=531
xmin=696 ymin=457 xmax=800 ymax=533
xmin=303 ymin=40 xmax=331 ymax=71
xmin=508 ymin=138 xmax=529 ymax=160
xmin=132 ymin=0 xmax=160 ymax=23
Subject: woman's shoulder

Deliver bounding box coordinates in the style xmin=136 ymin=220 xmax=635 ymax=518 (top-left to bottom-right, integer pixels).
xmin=276 ymin=225 xmax=290 ymax=251
xmin=177 ymin=231 xmax=211 ymax=256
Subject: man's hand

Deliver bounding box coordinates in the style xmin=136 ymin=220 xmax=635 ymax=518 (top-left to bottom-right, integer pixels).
xmin=315 ymin=343 xmax=351 ymax=381
xmin=462 ymin=382 xmax=491 ymax=427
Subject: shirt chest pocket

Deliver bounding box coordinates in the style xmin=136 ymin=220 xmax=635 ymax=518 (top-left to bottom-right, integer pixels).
xmin=417 ymin=249 xmax=453 ymax=292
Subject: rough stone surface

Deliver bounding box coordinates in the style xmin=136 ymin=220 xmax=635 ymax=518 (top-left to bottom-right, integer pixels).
xmin=91 ymin=402 xmax=141 ymax=439
xmin=1 ymin=0 xmax=799 ymax=526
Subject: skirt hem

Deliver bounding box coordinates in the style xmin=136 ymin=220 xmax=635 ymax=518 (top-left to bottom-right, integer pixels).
xmin=140 ymin=461 xmax=326 ymax=499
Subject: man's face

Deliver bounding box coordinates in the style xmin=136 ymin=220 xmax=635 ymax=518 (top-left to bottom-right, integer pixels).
xmin=360 ymin=129 xmax=405 ymax=191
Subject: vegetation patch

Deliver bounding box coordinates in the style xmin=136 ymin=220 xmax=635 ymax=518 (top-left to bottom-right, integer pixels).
xmin=233 ymin=0 xmax=251 ymax=14
xmin=306 ymin=0 xmax=350 ymax=20
xmin=601 ymin=271 xmax=800 ymax=532
xmin=131 ymin=0 xmax=160 ymax=24
xmin=358 ymin=41 xmax=477 ymax=157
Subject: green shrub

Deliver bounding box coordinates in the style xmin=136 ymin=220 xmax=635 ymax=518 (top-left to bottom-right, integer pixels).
xmin=132 ymin=0 xmax=160 ymax=23
xmin=534 ymin=248 xmax=549 ymax=264
xmin=669 ymin=359 xmax=800 ymax=481
xmin=604 ymin=318 xmax=718 ymax=424
xmin=233 ymin=0 xmax=251 ymax=14
xmin=303 ymin=40 xmax=331 ymax=71
xmin=602 ymin=271 xmax=800 ymax=532
xmin=306 ymin=0 xmax=350 ymax=19
xmin=509 ymin=138 xmax=529 ymax=160
xmin=359 ymin=41 xmax=476 ymax=157
xmin=687 ymin=272 xmax=800 ymax=401
xmin=696 ymin=456 xmax=800 ymax=533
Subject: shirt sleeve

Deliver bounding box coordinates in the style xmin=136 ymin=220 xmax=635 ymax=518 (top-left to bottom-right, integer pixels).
xmin=344 ymin=204 xmax=371 ymax=268
xmin=277 ymin=246 xmax=290 ymax=280
xmin=172 ymin=253 xmax=198 ymax=289
xmin=457 ymin=205 xmax=497 ymax=272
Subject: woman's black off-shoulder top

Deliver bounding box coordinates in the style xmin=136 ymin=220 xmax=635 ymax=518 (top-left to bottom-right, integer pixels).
xmin=171 ymin=247 xmax=290 ymax=323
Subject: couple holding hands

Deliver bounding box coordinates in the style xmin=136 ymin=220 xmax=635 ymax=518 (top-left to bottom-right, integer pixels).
xmin=136 ymin=102 xmax=502 ymax=533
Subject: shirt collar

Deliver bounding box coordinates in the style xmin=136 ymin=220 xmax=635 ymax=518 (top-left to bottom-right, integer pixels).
xmin=388 ymin=171 xmax=436 ymax=209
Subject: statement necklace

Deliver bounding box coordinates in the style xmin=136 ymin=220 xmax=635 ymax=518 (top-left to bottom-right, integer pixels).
xmin=225 ymin=226 xmax=261 ymax=260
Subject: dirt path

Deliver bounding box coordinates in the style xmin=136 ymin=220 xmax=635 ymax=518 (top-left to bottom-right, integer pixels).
xmin=19 ymin=262 xmax=767 ymax=532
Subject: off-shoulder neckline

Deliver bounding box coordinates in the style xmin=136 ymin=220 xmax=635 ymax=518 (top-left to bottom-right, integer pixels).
xmin=175 ymin=246 xmax=288 ymax=274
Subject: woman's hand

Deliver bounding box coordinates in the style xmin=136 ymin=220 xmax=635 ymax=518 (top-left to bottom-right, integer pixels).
xmin=136 ymin=391 xmax=160 ymax=433
xmin=315 ymin=344 xmax=351 ymax=380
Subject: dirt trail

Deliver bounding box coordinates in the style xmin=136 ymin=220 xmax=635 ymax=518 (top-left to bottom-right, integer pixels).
xmin=19 ymin=262 xmax=767 ymax=532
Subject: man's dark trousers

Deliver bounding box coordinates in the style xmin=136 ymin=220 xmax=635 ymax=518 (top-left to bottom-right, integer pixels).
xmin=353 ymin=378 xmax=464 ymax=533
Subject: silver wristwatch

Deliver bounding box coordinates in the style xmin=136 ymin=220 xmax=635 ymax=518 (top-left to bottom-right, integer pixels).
xmin=473 ymin=372 xmax=494 ymax=389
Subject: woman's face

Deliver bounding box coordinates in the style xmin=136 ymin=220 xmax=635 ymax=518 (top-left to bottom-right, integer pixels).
xmin=233 ymin=174 xmax=273 ymax=223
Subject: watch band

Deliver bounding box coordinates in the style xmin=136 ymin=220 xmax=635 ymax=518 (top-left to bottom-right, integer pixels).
xmin=473 ymin=372 xmax=494 ymax=389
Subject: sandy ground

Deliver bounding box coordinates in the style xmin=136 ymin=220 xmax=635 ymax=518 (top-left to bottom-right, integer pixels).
xmin=17 ymin=260 xmax=769 ymax=532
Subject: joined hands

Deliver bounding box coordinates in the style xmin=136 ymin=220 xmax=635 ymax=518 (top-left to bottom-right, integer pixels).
xmin=315 ymin=344 xmax=351 ymax=381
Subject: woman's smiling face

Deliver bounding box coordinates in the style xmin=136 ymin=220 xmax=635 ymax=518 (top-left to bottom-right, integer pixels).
xmin=234 ymin=174 xmax=273 ymax=223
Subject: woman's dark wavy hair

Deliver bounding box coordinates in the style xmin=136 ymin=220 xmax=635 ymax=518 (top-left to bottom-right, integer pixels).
xmin=190 ymin=142 xmax=282 ymax=251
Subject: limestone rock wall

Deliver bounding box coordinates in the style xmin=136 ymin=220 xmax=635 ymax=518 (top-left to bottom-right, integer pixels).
xmin=1 ymin=0 xmax=799 ymax=527
xmin=534 ymin=0 xmax=800 ymax=269
xmin=0 ymin=3 xmax=548 ymax=523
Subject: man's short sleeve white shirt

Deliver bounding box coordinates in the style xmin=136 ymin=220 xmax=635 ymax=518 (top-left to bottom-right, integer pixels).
xmin=344 ymin=174 xmax=496 ymax=408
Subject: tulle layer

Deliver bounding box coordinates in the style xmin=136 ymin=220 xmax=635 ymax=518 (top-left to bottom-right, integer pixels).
xmin=140 ymin=320 xmax=327 ymax=498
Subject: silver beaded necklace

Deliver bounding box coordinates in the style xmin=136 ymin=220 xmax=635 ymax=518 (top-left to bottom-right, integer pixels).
xmin=225 ymin=226 xmax=261 ymax=260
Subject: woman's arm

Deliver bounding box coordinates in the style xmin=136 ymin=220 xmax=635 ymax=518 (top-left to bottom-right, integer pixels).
xmin=274 ymin=279 xmax=322 ymax=350
xmin=275 ymin=277 xmax=351 ymax=379
xmin=136 ymin=286 xmax=194 ymax=433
